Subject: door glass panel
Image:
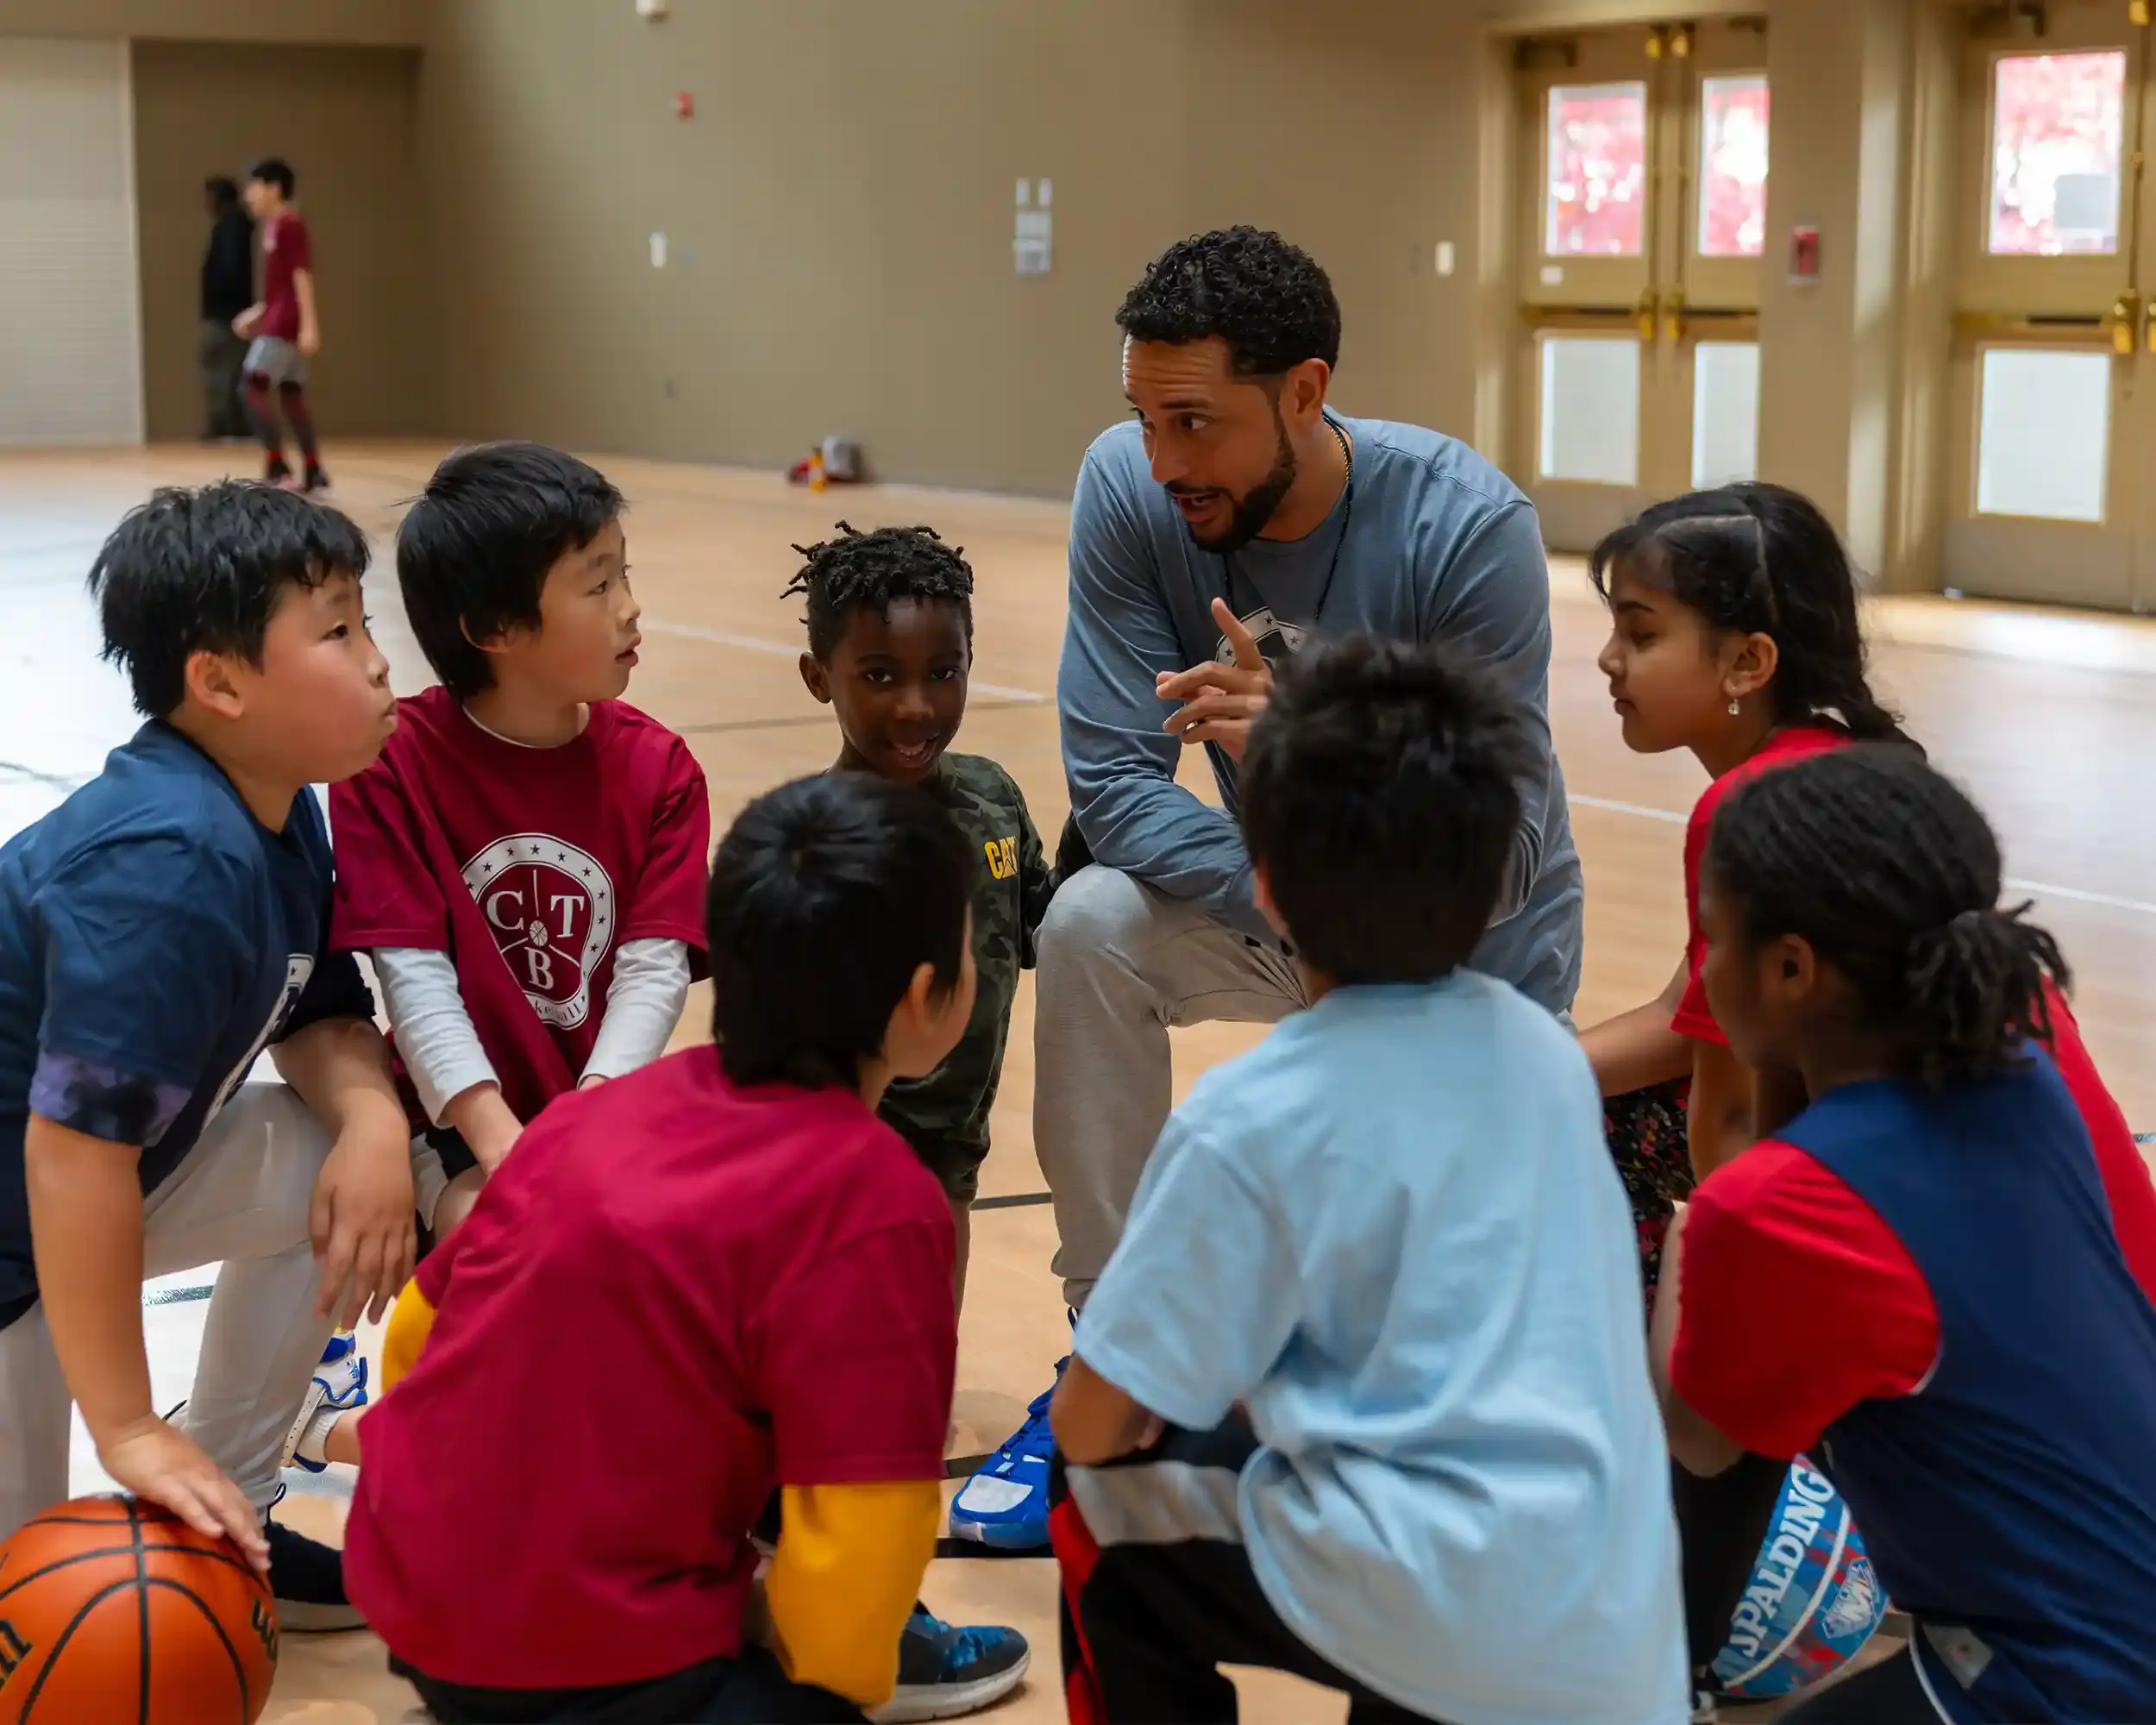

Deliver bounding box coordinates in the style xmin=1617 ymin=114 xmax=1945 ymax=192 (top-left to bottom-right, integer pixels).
xmin=1698 ymin=76 xmax=1771 ymax=258
xmin=1976 ymin=348 xmax=2110 ymax=521
xmin=1546 ymin=82 xmax=1648 ymax=256
xmin=1691 ymin=342 xmax=1760 ymax=489
xmin=1539 ymin=336 xmax=1640 ymax=485
xmin=1988 ymin=51 xmax=2128 ymax=256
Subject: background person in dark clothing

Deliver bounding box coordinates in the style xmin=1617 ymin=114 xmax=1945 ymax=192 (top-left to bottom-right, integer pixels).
xmin=199 ymin=177 xmax=254 ymax=439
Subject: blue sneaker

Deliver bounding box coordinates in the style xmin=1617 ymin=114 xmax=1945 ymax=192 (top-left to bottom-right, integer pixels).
xmin=947 ymin=1358 xmax=1065 ymax=1551
xmin=871 ymin=1606 xmax=1030 ymax=1722
xmin=279 ymin=1333 xmax=369 ymax=1475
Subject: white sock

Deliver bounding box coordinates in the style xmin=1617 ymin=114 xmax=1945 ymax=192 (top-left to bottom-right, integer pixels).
xmin=295 ymin=1406 xmax=343 ymax=1468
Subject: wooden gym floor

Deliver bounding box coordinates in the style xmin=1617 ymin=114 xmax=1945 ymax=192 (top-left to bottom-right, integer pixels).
xmin=4 ymin=441 xmax=2153 ymax=1723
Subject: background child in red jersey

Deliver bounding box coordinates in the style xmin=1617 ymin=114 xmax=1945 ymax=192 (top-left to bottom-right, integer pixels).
xmin=233 ymin=156 xmax=328 ymax=492
xmin=344 ymin=774 xmax=982 ymax=1724
xmin=284 ymin=442 xmax=708 ymax=1469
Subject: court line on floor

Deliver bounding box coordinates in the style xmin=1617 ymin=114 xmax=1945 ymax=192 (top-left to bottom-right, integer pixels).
xmin=973 ymin=1190 xmax=1053 ymax=1212
xmin=1569 ymin=793 xmax=2156 ymax=919
xmin=644 ymin=618 xmax=1049 ymax=704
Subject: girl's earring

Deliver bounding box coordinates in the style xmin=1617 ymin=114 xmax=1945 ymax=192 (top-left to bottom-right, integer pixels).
xmin=1727 ymin=696 xmax=1742 ymax=716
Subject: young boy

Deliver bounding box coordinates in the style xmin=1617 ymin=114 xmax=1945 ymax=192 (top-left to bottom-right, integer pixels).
xmin=289 ymin=442 xmax=709 ymax=1464
xmin=344 ymin=773 xmax=984 ymax=1724
xmin=786 ymin=523 xmax=1045 ymax=1717
xmin=788 ymin=523 xmax=1055 ymax=1296
xmin=0 ymin=481 xmax=411 ymax=1630
xmin=233 ymin=156 xmax=327 ymax=492
xmin=1049 ymin=637 xmax=1688 ymax=1724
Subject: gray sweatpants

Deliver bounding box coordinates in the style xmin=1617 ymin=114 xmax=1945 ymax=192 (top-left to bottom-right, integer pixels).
xmin=1033 ymin=867 xmax=1309 ymax=1311
xmin=0 ymin=1083 xmax=336 ymax=1540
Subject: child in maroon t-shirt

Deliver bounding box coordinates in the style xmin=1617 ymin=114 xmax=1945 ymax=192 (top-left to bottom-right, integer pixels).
xmin=232 ymin=156 xmax=328 ymax=492
xmin=329 ymin=441 xmax=710 ymax=1244
xmin=284 ymin=443 xmax=707 ymax=1475
xmin=346 ymin=775 xmax=987 ymax=1722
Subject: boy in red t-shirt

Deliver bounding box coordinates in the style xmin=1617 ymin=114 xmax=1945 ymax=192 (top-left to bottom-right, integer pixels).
xmin=233 ymin=157 xmax=328 ymax=492
xmin=345 ymin=773 xmax=981 ymax=1723
xmin=286 ymin=442 xmax=708 ymax=1466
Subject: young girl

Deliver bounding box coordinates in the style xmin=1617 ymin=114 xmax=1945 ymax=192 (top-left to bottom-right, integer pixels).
xmin=1581 ymin=483 xmax=1917 ymax=1197
xmin=1656 ymin=745 xmax=2156 ymax=1724
xmin=1576 ymin=483 xmax=1918 ymax=1703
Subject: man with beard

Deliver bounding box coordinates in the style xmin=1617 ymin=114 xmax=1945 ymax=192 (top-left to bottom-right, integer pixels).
xmin=948 ymin=227 xmax=1585 ymax=1552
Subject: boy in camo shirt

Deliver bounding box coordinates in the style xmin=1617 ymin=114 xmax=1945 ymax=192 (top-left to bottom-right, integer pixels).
xmin=791 ymin=524 xmax=1056 ymax=1305
xmin=784 ymin=523 xmax=1047 ymax=1719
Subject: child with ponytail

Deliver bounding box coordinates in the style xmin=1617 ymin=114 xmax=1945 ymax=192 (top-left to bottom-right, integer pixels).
xmin=1573 ymin=487 xmax=1913 ymax=1704
xmin=1580 ymin=484 xmax=1917 ymax=1195
xmin=1655 ymin=746 xmax=2156 ymax=1723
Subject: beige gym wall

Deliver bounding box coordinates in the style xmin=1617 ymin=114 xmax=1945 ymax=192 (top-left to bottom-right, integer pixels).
xmin=34 ymin=0 xmax=1950 ymax=584
xmin=413 ymin=0 xmax=1496 ymax=496
xmin=130 ymin=42 xmax=432 ymax=442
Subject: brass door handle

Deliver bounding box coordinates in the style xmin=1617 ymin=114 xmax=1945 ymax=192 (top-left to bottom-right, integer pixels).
xmin=2110 ymin=293 xmax=2142 ymax=355
xmin=1636 ymin=288 xmax=1660 ymax=343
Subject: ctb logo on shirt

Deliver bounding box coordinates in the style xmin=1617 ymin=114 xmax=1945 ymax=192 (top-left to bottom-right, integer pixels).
xmin=461 ymin=833 xmax=617 ymax=1030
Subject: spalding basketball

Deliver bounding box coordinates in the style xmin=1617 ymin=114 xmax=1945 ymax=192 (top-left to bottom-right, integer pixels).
xmin=1708 ymin=1458 xmax=1886 ymax=1700
xmin=0 ymin=1496 xmax=277 ymax=1722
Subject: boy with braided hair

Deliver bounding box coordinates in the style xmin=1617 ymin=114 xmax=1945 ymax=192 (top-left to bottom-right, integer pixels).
xmin=789 ymin=524 xmax=1056 ymax=1295
xmin=786 ymin=522 xmax=1048 ymax=1719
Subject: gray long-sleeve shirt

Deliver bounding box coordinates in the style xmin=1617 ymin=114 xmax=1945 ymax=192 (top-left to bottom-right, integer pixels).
xmin=1058 ymin=412 xmax=1583 ymax=1013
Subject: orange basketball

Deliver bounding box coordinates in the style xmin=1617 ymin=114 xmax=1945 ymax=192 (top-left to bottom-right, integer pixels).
xmin=0 ymin=1496 xmax=277 ymax=1722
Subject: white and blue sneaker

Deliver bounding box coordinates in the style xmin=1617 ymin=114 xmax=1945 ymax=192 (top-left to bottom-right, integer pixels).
xmin=279 ymin=1333 xmax=369 ymax=1474
xmin=871 ymin=1606 xmax=1030 ymax=1722
xmin=947 ymin=1358 xmax=1066 ymax=1551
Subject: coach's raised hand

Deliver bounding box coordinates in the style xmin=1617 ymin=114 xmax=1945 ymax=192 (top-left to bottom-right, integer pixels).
xmin=1159 ymin=598 xmax=1274 ymax=760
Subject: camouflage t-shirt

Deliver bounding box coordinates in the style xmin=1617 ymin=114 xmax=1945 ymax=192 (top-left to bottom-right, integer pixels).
xmin=881 ymin=753 xmax=1055 ymax=1201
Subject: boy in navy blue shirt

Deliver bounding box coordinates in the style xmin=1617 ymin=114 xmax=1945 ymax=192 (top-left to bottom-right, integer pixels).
xmin=0 ymin=482 xmax=413 ymax=1628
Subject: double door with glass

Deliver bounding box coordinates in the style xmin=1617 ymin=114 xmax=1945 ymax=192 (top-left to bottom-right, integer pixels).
xmin=1948 ymin=5 xmax=2156 ymax=612
xmin=1517 ymin=21 xmax=1770 ymax=551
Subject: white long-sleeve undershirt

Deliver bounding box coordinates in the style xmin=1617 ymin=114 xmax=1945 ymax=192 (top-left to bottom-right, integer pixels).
xmin=374 ymin=938 xmax=691 ymax=1125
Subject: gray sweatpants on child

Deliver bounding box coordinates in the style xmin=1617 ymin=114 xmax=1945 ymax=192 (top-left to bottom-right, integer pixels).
xmin=0 ymin=1083 xmax=336 ymax=1539
xmin=1032 ymin=867 xmax=1309 ymax=1313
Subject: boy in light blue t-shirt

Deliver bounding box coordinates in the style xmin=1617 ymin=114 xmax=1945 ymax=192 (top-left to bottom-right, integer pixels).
xmin=1049 ymin=636 xmax=1688 ymax=1725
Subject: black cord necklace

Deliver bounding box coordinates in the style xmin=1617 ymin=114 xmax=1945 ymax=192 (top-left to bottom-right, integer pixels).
xmin=1221 ymin=415 xmax=1356 ymax=643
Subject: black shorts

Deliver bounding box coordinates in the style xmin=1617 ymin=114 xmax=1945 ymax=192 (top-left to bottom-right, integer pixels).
xmin=395 ymin=1647 xmax=862 ymax=1724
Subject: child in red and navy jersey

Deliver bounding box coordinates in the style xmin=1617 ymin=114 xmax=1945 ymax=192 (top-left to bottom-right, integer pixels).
xmin=283 ymin=442 xmax=708 ymax=1470
xmin=345 ymin=775 xmax=981 ymax=1723
xmin=1573 ymin=485 xmax=1919 ymax=1697
xmin=1657 ymin=746 xmax=2156 ymax=1724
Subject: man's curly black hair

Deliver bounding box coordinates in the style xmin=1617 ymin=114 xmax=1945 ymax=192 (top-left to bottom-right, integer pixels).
xmin=783 ymin=523 xmax=975 ymax=662
xmin=1115 ymin=227 xmax=1342 ymax=378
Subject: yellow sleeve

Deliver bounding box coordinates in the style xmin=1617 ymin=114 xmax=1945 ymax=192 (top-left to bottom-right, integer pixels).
xmin=763 ymin=1480 xmax=941 ymax=1708
xmin=379 ymin=1278 xmax=437 ymax=1391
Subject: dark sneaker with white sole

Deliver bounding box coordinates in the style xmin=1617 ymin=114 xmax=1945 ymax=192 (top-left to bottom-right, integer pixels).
xmin=869 ymin=1607 xmax=1029 ymax=1722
